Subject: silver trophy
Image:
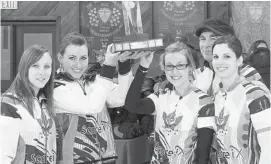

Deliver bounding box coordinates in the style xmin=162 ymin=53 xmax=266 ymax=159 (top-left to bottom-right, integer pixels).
xmin=113 ymin=1 xmax=164 ymax=52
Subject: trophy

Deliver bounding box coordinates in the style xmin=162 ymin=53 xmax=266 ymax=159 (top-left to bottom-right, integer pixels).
xmin=113 ymin=1 xmax=164 ymax=52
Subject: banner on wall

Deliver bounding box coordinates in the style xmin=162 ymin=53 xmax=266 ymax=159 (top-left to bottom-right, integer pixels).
xmin=80 ymin=1 xmax=153 ymax=63
xmin=80 ymin=1 xmax=125 ymax=60
xmin=153 ymin=1 xmax=206 ymax=50
xmin=231 ymin=1 xmax=270 ymax=53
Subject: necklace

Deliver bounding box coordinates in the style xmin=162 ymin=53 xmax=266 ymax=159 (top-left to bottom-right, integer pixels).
xmin=34 ymin=98 xmax=53 ymax=164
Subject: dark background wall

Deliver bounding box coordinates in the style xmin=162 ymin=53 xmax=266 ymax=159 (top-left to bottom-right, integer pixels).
xmin=1 ymin=1 xmax=80 ymax=39
xmin=1 ymin=1 xmax=231 ymax=47
xmin=1 ymin=1 xmax=270 ymax=77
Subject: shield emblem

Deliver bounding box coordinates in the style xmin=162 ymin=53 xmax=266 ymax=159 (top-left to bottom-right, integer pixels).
xmin=249 ymin=4 xmax=263 ymax=21
xmin=174 ymin=1 xmax=184 ymax=7
xmin=98 ymin=8 xmax=111 ymax=23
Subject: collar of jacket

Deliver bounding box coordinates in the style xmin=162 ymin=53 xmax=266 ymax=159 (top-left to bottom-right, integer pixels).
xmin=55 ymin=71 xmax=100 ymax=83
xmin=55 ymin=71 xmax=80 ymax=82
xmin=203 ymin=60 xmax=212 ymax=69
xmin=2 ymin=92 xmax=47 ymax=107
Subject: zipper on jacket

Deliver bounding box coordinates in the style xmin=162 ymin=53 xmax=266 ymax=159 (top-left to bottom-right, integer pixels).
xmin=77 ymin=80 xmax=87 ymax=95
xmin=35 ymin=98 xmax=48 ymax=164
xmin=93 ymin=114 xmax=102 ymax=164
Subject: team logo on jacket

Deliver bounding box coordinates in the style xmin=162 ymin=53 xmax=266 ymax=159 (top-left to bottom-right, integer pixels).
xmin=162 ymin=110 xmax=183 ymax=133
xmin=215 ymin=108 xmax=229 ymax=136
xmin=37 ymin=109 xmax=54 ymax=137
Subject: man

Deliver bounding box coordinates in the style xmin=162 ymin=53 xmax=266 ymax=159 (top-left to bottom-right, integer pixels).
xmin=195 ymin=18 xmax=235 ymax=68
xmin=155 ymin=18 xmax=268 ymax=95
xmin=192 ymin=18 xmax=269 ymax=164
xmin=193 ymin=18 xmax=268 ymax=95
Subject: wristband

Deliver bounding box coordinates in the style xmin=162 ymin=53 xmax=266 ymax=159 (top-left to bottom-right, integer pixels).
xmin=138 ymin=65 xmax=148 ymax=73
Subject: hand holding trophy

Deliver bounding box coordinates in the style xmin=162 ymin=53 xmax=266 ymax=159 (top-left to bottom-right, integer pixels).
xmin=118 ymin=50 xmax=154 ymax=68
xmin=113 ymin=1 xmax=164 ymax=53
xmin=103 ymin=43 xmax=121 ymax=67
xmin=140 ymin=51 xmax=154 ymax=68
xmin=118 ymin=50 xmax=153 ymax=62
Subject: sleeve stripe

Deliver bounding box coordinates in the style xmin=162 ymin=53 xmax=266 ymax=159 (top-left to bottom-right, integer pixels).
xmin=1 ymin=102 xmax=21 ymax=119
xmin=247 ymin=87 xmax=262 ymax=94
xmin=243 ymin=82 xmax=251 ymax=87
xmin=256 ymin=127 xmax=270 ymax=134
xmin=194 ymin=89 xmax=201 ymax=93
xmin=54 ymin=81 xmax=66 ymax=89
xmin=199 ymin=95 xmax=209 ymax=99
xmin=240 ymin=65 xmax=253 ymax=75
xmin=249 ymin=95 xmax=270 ymax=114
xmin=198 ymin=102 xmax=214 ymax=114
xmin=250 ymin=108 xmax=271 ymax=131
xmin=244 ymin=70 xmax=259 ymax=79
xmin=197 ymin=116 xmax=215 ymax=129
xmin=239 ymin=65 xmax=250 ymax=74
xmin=239 ymin=63 xmax=247 ymax=70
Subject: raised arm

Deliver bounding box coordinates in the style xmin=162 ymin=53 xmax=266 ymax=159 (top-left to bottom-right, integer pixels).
xmin=54 ymin=44 xmax=120 ymax=115
xmin=106 ymin=54 xmax=133 ymax=108
xmin=53 ymin=65 xmax=116 ymax=115
xmin=124 ymin=51 xmax=156 ymax=115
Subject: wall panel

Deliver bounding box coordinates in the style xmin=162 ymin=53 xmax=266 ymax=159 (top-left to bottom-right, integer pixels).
xmin=1 ymin=1 xmax=80 ymax=39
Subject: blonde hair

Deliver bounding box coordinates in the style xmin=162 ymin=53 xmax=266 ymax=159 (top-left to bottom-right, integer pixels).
xmin=159 ymin=42 xmax=196 ymax=71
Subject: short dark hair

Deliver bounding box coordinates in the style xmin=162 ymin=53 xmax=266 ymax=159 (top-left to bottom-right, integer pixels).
xmin=212 ymin=36 xmax=242 ymax=59
xmin=195 ymin=18 xmax=235 ymax=37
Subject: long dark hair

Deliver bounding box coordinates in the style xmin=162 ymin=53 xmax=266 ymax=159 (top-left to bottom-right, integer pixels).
xmin=6 ymin=45 xmax=55 ymax=117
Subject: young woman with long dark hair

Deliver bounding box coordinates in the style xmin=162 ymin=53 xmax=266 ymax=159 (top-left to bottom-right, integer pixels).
xmin=1 ymin=45 xmax=56 ymax=164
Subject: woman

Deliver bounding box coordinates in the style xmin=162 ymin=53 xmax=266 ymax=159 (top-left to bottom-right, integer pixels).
xmin=125 ymin=42 xmax=215 ymax=164
xmin=190 ymin=18 xmax=268 ymax=96
xmin=53 ymin=32 xmax=133 ymax=164
xmin=212 ymin=36 xmax=270 ymax=164
xmin=0 ymin=45 xmax=56 ymax=164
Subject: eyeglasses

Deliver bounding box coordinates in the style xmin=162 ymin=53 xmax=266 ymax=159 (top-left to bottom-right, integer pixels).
xmin=164 ymin=64 xmax=188 ymax=71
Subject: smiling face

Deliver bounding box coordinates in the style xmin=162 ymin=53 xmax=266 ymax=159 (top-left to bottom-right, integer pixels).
xmin=58 ymin=44 xmax=88 ymax=79
xmin=199 ymin=31 xmax=220 ymax=62
xmin=164 ymin=50 xmax=191 ymax=88
xmin=28 ymin=52 xmax=52 ymax=95
xmin=212 ymin=43 xmax=242 ymax=79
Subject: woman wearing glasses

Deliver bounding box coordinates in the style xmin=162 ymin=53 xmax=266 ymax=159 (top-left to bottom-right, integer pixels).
xmin=124 ymin=42 xmax=215 ymax=164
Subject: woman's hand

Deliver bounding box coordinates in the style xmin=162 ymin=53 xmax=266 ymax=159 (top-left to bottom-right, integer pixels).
xmin=103 ymin=44 xmax=121 ymax=67
xmin=119 ymin=51 xmax=150 ymax=62
xmin=140 ymin=51 xmax=154 ymax=68
xmin=118 ymin=51 xmax=133 ymax=62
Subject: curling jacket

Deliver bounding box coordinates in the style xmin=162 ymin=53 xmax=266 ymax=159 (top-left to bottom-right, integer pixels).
xmin=0 ymin=93 xmax=57 ymax=164
xmin=53 ymin=61 xmax=132 ymax=164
